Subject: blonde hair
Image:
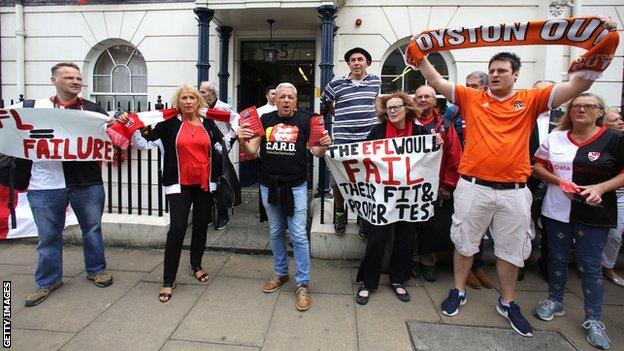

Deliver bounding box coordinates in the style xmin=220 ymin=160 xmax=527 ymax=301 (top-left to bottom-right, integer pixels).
xmin=375 ymin=91 xmax=422 ymax=123
xmin=171 ymin=84 xmax=208 ymax=119
xmin=557 ymin=92 xmax=605 ymax=131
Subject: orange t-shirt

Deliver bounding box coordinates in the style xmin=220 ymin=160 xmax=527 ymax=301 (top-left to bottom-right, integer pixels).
xmin=454 ymin=84 xmax=555 ymax=182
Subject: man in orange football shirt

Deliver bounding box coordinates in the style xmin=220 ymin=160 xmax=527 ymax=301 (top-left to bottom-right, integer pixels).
xmin=417 ymin=51 xmax=597 ymax=337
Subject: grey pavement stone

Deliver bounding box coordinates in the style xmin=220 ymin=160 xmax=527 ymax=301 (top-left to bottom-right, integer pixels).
xmin=172 ymin=276 xmax=277 ymax=347
xmin=12 ymin=270 xmax=145 ymax=333
xmin=263 ymin=292 xmax=357 ymax=351
xmin=142 ymin=251 xmax=229 ymax=285
xmin=422 ymin=268 xmax=509 ymax=328
xmin=10 ymin=329 xmax=74 ymax=351
xmin=62 ymin=281 xmax=205 ymax=351
xmin=218 ymin=253 xmax=291 ymax=280
xmin=0 ymin=264 xmax=31 ymax=282
xmin=408 ymin=322 xmax=576 ymax=351
xmin=0 ymin=243 xmax=37 ymax=266
xmin=105 ymin=247 xmax=164 ymax=272
xmin=356 ymin=285 xmax=439 ymax=351
xmin=514 ymin=265 xmax=549 ymax=292
xmin=4 ymin=273 xmax=39 ymax=315
xmin=208 ymin=223 xmax=269 ymax=251
xmin=513 ymin=290 xmax=624 ymax=351
xmin=279 ymin=259 xmax=354 ymax=295
xmin=604 ymin=305 xmax=624 ymax=329
xmin=163 ymin=340 xmax=260 ymax=350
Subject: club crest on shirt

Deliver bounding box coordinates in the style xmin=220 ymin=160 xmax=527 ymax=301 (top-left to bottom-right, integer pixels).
xmin=513 ymin=101 xmax=525 ymax=110
xmin=588 ymin=152 xmax=600 ymax=161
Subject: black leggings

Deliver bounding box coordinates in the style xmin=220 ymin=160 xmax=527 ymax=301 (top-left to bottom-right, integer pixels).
xmin=357 ymin=221 xmax=417 ymax=290
xmin=163 ymin=185 xmax=212 ymax=286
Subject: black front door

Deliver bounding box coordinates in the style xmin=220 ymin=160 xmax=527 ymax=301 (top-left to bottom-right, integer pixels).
xmin=238 ymin=40 xmax=315 ymax=186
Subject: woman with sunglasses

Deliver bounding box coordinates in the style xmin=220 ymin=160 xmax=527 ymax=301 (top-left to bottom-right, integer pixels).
xmin=533 ymin=93 xmax=624 ymax=350
xmin=355 ymin=91 xmax=442 ymax=306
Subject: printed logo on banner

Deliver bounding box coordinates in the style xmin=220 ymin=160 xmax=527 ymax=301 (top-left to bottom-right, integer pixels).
xmin=588 ymin=152 xmax=601 ymax=161
xmin=325 ymin=135 xmax=443 ymax=224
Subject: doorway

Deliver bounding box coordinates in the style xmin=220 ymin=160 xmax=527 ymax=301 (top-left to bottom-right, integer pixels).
xmin=238 ymin=40 xmax=315 ymax=186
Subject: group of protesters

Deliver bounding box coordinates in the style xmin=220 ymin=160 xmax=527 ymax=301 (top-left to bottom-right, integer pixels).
xmin=5 ymin=15 xmax=623 ymax=351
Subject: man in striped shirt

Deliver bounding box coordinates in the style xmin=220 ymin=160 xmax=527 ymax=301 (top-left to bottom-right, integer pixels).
xmin=321 ymin=47 xmax=381 ymax=237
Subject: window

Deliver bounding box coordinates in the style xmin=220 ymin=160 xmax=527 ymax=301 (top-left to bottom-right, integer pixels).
xmin=92 ymin=45 xmax=147 ymax=111
xmin=381 ymin=44 xmax=449 ymax=94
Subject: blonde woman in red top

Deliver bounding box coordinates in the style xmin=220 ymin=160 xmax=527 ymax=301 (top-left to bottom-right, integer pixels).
xmin=131 ymin=85 xmax=225 ymax=302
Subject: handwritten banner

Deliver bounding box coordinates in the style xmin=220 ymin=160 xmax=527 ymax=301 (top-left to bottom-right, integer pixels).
xmin=325 ymin=135 xmax=442 ymax=224
xmin=0 ymin=108 xmax=112 ymax=161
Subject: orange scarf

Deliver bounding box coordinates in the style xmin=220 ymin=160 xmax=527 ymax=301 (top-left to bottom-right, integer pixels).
xmin=405 ymin=17 xmax=619 ymax=80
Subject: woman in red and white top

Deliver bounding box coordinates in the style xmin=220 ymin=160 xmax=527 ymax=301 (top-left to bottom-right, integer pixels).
xmin=132 ymin=85 xmax=224 ymax=303
xmin=532 ymin=93 xmax=624 ymax=350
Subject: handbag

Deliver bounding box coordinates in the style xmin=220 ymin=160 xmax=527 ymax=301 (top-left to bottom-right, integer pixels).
xmin=214 ymin=140 xmax=242 ymax=212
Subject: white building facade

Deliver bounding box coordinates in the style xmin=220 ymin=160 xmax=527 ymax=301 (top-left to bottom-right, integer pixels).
xmin=0 ymin=0 xmax=622 ymax=212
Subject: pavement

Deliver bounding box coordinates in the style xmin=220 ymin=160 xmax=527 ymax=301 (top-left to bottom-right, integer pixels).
xmin=1 ymin=241 xmax=623 ymax=350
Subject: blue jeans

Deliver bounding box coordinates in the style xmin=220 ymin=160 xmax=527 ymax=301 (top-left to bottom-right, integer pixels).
xmin=27 ymin=185 xmax=107 ymax=289
xmin=260 ymin=182 xmax=310 ymax=286
xmin=543 ymin=217 xmax=608 ymax=320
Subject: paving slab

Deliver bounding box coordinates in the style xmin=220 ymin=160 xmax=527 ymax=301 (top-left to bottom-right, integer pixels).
xmin=62 ymin=281 xmax=205 ymax=351
xmin=513 ymin=290 xmax=624 ymax=351
xmin=218 ymin=253 xmax=292 ymax=280
xmin=10 ymin=329 xmax=74 ymax=351
xmin=0 ymin=243 xmax=37 ymax=266
xmin=603 ymin=305 xmax=624 ymax=329
xmin=3 ymin=273 xmax=42 ymax=315
xmin=172 ymin=276 xmax=278 ymax=347
xmin=12 ymin=270 xmax=144 ymax=333
xmin=0 ymin=263 xmax=31 ymax=281
xmin=356 ymin=285 xmax=439 ymax=351
xmin=263 ymin=292 xmax=357 ymax=351
xmin=422 ymin=267 xmax=509 ymax=329
xmin=277 ymin=259 xmax=355 ymax=295
xmin=208 ymin=223 xmax=270 ymax=251
xmin=142 ymin=251 xmax=229 ymax=285
xmin=105 ymin=247 xmax=164 ymax=272
xmin=408 ymin=321 xmax=576 ymax=350
xmin=163 ymin=340 xmax=260 ymax=350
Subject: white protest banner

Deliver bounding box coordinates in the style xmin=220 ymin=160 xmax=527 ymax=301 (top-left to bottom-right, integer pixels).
xmin=325 ymin=135 xmax=442 ymax=224
xmin=0 ymin=186 xmax=77 ymax=239
xmin=0 ymin=108 xmax=113 ymax=161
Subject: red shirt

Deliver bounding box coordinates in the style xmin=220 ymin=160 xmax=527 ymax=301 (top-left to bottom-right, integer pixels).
xmin=177 ymin=121 xmax=211 ymax=191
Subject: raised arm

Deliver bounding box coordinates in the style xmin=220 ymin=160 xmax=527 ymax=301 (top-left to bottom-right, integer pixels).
xmin=237 ymin=122 xmax=262 ymax=155
xmin=418 ymin=56 xmax=455 ymax=101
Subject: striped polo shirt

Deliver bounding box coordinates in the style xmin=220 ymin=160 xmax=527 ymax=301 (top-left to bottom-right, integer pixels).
xmin=321 ymin=74 xmax=381 ymax=144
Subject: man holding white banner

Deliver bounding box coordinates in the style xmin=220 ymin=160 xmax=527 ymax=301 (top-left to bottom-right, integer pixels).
xmin=326 ymin=91 xmax=443 ymax=306
xmin=5 ymin=62 xmax=115 ymax=307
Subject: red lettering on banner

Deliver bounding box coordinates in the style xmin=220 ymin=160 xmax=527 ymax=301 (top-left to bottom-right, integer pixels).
xmin=63 ymin=139 xmax=77 ymax=160
xmin=384 ymin=139 xmax=394 ymax=155
xmin=49 ymin=139 xmax=63 ymax=159
xmin=362 ymin=158 xmax=381 ymax=183
xmin=23 ymin=139 xmax=35 ymax=158
xmin=342 ymin=160 xmax=360 ymax=182
xmin=381 ymin=156 xmax=401 ymax=185
xmin=36 ymin=139 xmax=51 ymax=159
xmin=93 ymin=139 xmax=104 ymax=159
xmin=372 ymin=140 xmax=383 ymax=154
xmin=104 ymin=141 xmax=113 ymax=161
xmin=362 ymin=141 xmax=371 ymax=155
xmin=405 ymin=158 xmax=425 ymax=185
xmin=77 ymin=137 xmax=93 ymax=159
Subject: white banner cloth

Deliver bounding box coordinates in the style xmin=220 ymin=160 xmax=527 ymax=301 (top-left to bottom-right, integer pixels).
xmin=325 ymin=135 xmax=443 ymax=224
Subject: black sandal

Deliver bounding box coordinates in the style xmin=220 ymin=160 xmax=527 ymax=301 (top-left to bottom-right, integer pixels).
xmin=356 ymin=284 xmax=371 ymax=306
xmin=189 ymin=265 xmax=209 ymax=282
xmin=158 ymin=282 xmax=176 ymax=303
xmin=391 ymin=283 xmax=410 ymax=303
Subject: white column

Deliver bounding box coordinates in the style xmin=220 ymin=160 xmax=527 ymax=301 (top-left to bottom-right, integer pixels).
xmin=542 ymin=1 xmax=573 ymax=82
xmin=15 ymin=2 xmax=25 ymax=97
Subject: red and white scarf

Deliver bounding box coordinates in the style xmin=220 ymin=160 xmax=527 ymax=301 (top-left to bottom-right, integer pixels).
xmin=405 ymin=17 xmax=619 ymax=80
